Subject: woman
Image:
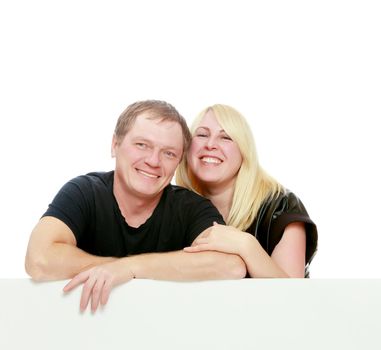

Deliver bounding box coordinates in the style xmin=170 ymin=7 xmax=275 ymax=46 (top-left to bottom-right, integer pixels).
xmin=176 ymin=104 xmax=318 ymax=278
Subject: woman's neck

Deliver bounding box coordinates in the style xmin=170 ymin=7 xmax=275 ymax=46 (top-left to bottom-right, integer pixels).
xmin=202 ymin=184 xmax=235 ymax=223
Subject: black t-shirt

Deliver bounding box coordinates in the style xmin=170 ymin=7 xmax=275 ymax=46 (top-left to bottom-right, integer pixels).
xmin=43 ymin=171 xmax=224 ymax=257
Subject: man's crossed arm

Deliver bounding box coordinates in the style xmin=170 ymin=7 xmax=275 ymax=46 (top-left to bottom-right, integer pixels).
xmin=25 ymin=216 xmax=246 ymax=312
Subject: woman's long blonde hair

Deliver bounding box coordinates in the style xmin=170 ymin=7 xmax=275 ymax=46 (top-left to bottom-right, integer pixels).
xmin=176 ymin=104 xmax=283 ymax=231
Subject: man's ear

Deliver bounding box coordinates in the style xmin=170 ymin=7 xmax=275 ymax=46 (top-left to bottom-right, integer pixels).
xmin=111 ymin=134 xmax=118 ymax=158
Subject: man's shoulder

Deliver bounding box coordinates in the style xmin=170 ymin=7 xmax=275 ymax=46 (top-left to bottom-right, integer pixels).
xmin=163 ymin=185 xmax=216 ymax=211
xmin=161 ymin=185 xmax=223 ymax=227
xmin=60 ymin=171 xmax=114 ymax=200
xmin=68 ymin=171 xmax=114 ymax=188
xmin=165 ymin=184 xmax=208 ymax=202
xmin=84 ymin=171 xmax=114 ymax=184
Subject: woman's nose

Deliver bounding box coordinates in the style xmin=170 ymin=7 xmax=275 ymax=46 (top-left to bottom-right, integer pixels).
xmin=205 ymin=136 xmax=218 ymax=150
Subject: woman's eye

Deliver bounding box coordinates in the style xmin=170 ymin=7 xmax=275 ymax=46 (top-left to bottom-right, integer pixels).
xmin=195 ymin=133 xmax=208 ymax=138
xmin=222 ymin=135 xmax=232 ymax=141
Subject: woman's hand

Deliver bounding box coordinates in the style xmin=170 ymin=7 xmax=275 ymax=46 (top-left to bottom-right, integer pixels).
xmin=63 ymin=259 xmax=134 ymax=313
xmin=184 ymin=222 xmax=252 ymax=256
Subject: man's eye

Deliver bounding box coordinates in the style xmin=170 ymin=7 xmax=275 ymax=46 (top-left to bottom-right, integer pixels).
xmin=136 ymin=143 xmax=147 ymax=149
xmin=164 ymin=151 xmax=177 ymax=159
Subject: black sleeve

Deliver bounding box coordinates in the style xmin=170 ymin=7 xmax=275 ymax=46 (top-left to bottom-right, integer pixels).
xmin=42 ymin=176 xmax=92 ymax=243
xmin=270 ymin=192 xmax=318 ymax=266
xmin=183 ymin=193 xmax=225 ymax=246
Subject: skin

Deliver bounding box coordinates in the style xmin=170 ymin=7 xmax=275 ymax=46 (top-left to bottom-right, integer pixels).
xmin=25 ymin=114 xmax=246 ymax=313
xmin=184 ymin=110 xmax=307 ymax=278
xmin=111 ymin=114 xmax=185 ymax=227
xmin=188 ymin=110 xmax=243 ymax=205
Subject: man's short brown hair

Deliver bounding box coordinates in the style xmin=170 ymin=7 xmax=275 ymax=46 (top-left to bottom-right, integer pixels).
xmin=114 ymin=100 xmax=191 ymax=154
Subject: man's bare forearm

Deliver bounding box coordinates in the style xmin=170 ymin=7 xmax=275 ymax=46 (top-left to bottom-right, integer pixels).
xmin=25 ymin=242 xmax=116 ymax=281
xmin=125 ymin=250 xmax=247 ymax=281
xmin=27 ymin=244 xmax=246 ymax=282
xmin=25 ymin=217 xmax=117 ymax=281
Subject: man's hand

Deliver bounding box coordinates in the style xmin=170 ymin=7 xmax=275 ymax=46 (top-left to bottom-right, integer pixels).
xmin=63 ymin=245 xmax=248 ymax=313
xmin=63 ymin=259 xmax=134 ymax=313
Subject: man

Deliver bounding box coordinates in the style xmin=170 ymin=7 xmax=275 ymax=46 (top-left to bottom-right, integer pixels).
xmin=25 ymin=100 xmax=246 ymax=312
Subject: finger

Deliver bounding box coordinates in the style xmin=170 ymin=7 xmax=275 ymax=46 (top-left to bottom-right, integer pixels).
xmin=80 ymin=277 xmax=97 ymax=312
xmin=191 ymin=237 xmax=209 ymax=246
xmin=183 ymin=246 xmax=198 ymax=252
xmin=184 ymin=244 xmax=210 ymax=252
xmin=100 ymin=279 xmax=113 ymax=306
xmin=63 ymin=271 xmax=90 ymax=293
xmin=91 ymin=278 xmax=106 ymax=313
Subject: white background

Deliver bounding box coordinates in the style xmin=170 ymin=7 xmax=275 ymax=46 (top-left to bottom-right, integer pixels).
xmin=1 ymin=0 xmax=380 ymax=278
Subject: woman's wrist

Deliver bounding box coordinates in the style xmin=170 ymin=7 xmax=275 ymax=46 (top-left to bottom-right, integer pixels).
xmin=239 ymin=232 xmax=257 ymax=261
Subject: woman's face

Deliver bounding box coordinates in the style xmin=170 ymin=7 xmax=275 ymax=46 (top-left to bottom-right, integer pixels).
xmin=187 ymin=109 xmax=243 ymax=191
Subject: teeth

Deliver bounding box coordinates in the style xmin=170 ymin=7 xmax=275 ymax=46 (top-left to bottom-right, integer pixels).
xmin=201 ymin=157 xmax=222 ymax=164
xmin=138 ymin=170 xmax=159 ymax=178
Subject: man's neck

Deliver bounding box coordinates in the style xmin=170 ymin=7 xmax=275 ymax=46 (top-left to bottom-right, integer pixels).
xmin=113 ymin=177 xmax=163 ymax=228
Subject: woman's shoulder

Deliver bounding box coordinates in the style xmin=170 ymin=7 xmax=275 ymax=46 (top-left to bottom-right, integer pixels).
xmin=250 ymin=189 xmax=318 ymax=271
xmin=271 ymin=190 xmax=307 ymax=214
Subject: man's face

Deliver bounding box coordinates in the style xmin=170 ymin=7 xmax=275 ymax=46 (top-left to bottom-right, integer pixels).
xmin=112 ymin=113 xmax=184 ymax=200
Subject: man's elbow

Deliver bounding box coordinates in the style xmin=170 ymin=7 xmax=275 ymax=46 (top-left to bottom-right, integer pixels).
xmin=25 ymin=254 xmax=51 ymax=282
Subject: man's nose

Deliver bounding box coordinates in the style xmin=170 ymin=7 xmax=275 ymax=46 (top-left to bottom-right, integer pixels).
xmin=145 ymin=149 xmax=161 ymax=167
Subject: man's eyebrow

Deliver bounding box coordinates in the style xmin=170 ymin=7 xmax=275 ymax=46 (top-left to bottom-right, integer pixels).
xmin=131 ymin=136 xmax=152 ymax=143
xmin=163 ymin=143 xmax=183 ymax=152
xmin=132 ymin=136 xmax=181 ymax=151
